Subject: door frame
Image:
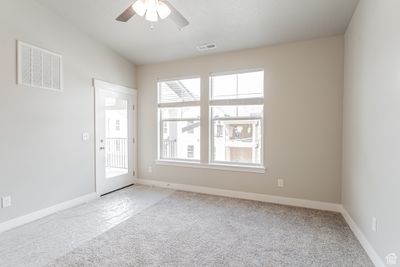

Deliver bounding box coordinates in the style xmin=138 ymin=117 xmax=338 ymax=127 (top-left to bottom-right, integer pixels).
xmin=93 ymin=79 xmax=137 ymax=196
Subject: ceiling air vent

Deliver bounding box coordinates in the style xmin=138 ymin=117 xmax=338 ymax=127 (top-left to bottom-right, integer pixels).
xmin=196 ymin=43 xmax=217 ymax=52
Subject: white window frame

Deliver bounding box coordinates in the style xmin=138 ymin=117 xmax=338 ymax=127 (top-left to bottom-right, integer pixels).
xmin=209 ymin=69 xmax=265 ymax=168
xmin=157 ymin=76 xmax=201 ymax=163
xmin=156 ymin=70 xmax=266 ymax=173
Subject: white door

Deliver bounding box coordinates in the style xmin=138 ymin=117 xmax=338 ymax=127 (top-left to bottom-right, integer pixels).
xmin=94 ymin=80 xmax=137 ymax=195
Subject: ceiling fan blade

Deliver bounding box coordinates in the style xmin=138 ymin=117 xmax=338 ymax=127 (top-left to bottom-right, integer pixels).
xmin=163 ymin=1 xmax=189 ymax=30
xmin=116 ymin=5 xmax=136 ymax=22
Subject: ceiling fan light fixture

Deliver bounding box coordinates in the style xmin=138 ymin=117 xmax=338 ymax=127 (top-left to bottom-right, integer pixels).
xmin=116 ymin=0 xmax=189 ymax=29
xmin=132 ymin=0 xmax=146 ymax=16
xmin=145 ymin=9 xmax=158 ymax=22
xmin=157 ymin=1 xmax=171 ymax=19
xmin=145 ymin=0 xmax=158 ymax=22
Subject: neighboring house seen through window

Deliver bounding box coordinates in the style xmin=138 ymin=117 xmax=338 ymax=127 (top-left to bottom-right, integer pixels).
xmin=115 ymin=120 xmax=120 ymax=131
xmin=187 ymin=145 xmax=194 ymax=158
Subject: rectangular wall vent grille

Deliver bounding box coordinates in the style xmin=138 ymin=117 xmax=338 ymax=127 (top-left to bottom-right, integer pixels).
xmin=17 ymin=41 xmax=63 ymax=92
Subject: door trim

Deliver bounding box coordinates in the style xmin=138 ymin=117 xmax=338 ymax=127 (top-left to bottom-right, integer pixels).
xmin=93 ymin=79 xmax=138 ymax=196
xmin=93 ymin=79 xmax=136 ymax=95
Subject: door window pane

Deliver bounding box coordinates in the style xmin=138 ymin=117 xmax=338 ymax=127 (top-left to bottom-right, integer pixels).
xmin=105 ymin=97 xmax=128 ymax=178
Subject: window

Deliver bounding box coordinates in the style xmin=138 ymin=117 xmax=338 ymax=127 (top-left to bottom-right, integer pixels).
xmin=187 ymin=145 xmax=194 ymax=158
xmin=210 ymin=70 xmax=264 ymax=166
xmin=216 ymin=124 xmax=224 ymax=137
xmin=163 ymin=124 xmax=168 ymax=134
xmin=157 ymin=70 xmax=264 ymax=171
xmin=115 ymin=120 xmax=120 ymax=131
xmin=187 ymin=121 xmax=195 ymax=134
xmin=158 ymin=77 xmax=200 ymax=161
xmin=115 ymin=140 xmax=121 ymax=152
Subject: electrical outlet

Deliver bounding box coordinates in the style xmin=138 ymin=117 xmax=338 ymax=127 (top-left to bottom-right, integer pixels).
xmin=277 ymin=179 xmax=284 ymax=187
xmin=82 ymin=132 xmax=90 ymax=141
xmin=372 ymin=217 xmax=378 ymax=232
xmin=148 ymin=166 xmax=153 ymax=173
xmin=1 ymin=196 xmax=11 ymax=208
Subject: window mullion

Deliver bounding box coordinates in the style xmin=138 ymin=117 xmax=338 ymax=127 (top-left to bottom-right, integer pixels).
xmin=158 ymin=101 xmax=200 ymax=108
xmin=212 ymin=117 xmax=262 ymax=121
xmin=161 ymin=118 xmax=200 ymax=122
xmin=200 ymin=73 xmax=209 ymax=164
xmin=209 ymin=98 xmax=264 ymax=106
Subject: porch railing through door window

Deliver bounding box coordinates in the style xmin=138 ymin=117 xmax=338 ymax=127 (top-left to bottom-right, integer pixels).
xmin=106 ymin=138 xmax=128 ymax=169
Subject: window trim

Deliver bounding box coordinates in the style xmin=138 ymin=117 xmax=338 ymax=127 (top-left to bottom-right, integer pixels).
xmin=209 ymin=97 xmax=264 ymax=106
xmin=158 ymin=101 xmax=201 ymax=108
xmin=158 ymin=75 xmax=202 ymax=83
xmin=155 ymin=159 xmax=266 ymax=174
xmin=209 ymin=68 xmax=265 ymax=77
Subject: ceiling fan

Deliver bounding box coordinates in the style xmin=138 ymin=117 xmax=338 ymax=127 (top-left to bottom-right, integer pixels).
xmin=116 ymin=0 xmax=189 ymax=30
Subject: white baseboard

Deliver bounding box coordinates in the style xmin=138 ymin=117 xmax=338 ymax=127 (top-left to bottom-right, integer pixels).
xmin=340 ymin=206 xmax=385 ymax=267
xmin=133 ymin=178 xmax=341 ymax=212
xmin=0 ymin=193 xmax=98 ymax=234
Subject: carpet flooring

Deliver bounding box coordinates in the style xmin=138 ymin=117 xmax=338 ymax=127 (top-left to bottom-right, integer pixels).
xmin=46 ymin=191 xmax=372 ymax=267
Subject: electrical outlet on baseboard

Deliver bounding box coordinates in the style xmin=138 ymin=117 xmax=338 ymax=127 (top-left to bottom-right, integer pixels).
xmin=277 ymin=178 xmax=284 ymax=188
xmin=1 ymin=196 xmax=12 ymax=208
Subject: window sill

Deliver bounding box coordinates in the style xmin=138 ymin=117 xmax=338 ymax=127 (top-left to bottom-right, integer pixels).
xmin=155 ymin=160 xmax=266 ymax=174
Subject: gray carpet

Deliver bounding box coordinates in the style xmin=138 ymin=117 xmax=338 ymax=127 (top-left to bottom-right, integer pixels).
xmin=47 ymin=191 xmax=372 ymax=267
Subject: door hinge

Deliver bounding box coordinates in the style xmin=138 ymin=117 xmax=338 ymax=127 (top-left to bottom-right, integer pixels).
xmin=132 ymin=138 xmax=135 ymax=143
xmin=132 ymin=105 xmax=135 ymax=110
xmin=133 ymin=170 xmax=136 ymax=176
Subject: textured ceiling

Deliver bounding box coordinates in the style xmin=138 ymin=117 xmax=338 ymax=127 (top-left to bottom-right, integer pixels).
xmin=37 ymin=0 xmax=359 ymax=65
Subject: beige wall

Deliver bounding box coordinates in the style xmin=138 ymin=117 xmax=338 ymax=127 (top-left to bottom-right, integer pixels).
xmin=343 ymin=0 xmax=400 ymax=262
xmin=137 ymin=36 xmax=344 ymax=203
xmin=0 ymin=0 xmax=135 ymax=222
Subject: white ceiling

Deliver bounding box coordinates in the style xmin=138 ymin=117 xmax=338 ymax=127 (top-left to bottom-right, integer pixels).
xmin=36 ymin=0 xmax=359 ymax=65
